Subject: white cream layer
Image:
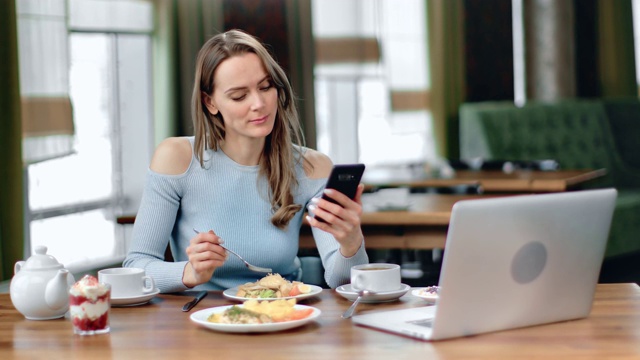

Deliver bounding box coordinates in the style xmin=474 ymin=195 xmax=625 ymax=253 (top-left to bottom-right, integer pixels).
xmin=69 ymin=284 xmax=109 ymax=301
xmin=70 ymin=276 xmax=109 ymax=301
xmin=70 ymin=300 xmax=109 ymax=320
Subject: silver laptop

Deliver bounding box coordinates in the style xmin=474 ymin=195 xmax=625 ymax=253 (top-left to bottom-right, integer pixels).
xmin=352 ymin=188 xmax=617 ymax=341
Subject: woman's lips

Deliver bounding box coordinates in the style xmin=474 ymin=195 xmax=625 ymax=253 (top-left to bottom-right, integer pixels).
xmin=249 ymin=115 xmax=268 ymax=124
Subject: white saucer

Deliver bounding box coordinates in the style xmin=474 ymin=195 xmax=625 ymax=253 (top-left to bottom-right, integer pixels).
xmin=111 ymin=289 xmax=160 ymax=307
xmin=336 ymin=284 xmax=410 ymax=303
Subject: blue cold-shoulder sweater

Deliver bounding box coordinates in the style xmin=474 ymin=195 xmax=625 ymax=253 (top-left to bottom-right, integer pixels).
xmin=123 ymin=137 xmax=368 ymax=293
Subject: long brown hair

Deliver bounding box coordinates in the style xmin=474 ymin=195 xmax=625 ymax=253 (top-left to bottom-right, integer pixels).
xmin=192 ymin=29 xmax=308 ymax=229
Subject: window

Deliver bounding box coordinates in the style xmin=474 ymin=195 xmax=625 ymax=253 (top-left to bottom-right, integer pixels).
xmin=312 ymin=0 xmax=434 ymax=166
xmin=633 ymin=0 xmax=640 ymax=91
xmin=20 ymin=0 xmax=154 ymax=272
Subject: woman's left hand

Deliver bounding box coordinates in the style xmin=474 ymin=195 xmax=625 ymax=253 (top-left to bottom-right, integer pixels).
xmin=306 ymin=183 xmax=365 ymax=257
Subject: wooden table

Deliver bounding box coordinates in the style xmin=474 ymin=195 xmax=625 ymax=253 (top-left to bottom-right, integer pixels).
xmin=300 ymin=193 xmax=506 ymax=250
xmin=363 ymin=168 xmax=607 ymax=193
xmin=2 ymin=283 xmax=639 ymax=358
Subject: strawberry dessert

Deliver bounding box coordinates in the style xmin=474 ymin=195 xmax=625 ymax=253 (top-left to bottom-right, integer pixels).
xmin=69 ymin=275 xmax=111 ymax=335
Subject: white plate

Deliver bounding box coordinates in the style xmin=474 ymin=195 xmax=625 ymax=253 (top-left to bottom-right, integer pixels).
xmin=110 ymin=289 xmax=160 ymax=307
xmin=412 ymin=286 xmax=440 ymax=302
xmin=190 ymin=304 xmax=321 ymax=333
xmin=336 ymin=283 xmax=410 ymax=303
xmin=222 ymin=284 xmax=323 ymax=302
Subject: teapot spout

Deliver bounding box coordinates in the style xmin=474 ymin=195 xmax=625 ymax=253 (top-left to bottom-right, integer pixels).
xmin=45 ymin=269 xmax=71 ymax=310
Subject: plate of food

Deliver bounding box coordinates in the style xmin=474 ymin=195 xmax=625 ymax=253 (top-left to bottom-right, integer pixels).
xmin=190 ymin=299 xmax=321 ymax=333
xmin=223 ymin=273 xmax=322 ymax=302
xmin=412 ymin=286 xmax=440 ymax=301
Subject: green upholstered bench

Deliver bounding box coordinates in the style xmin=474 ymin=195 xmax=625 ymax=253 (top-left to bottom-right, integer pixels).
xmin=459 ymin=98 xmax=640 ymax=259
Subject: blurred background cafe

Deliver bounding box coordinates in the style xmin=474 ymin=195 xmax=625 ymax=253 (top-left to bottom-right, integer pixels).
xmin=1 ymin=0 xmax=640 ymax=290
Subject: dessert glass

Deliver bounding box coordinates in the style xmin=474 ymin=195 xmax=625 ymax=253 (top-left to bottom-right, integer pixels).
xmin=69 ymin=275 xmax=111 ymax=335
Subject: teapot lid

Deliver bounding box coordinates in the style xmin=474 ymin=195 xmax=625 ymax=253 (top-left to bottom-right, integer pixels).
xmin=22 ymin=246 xmax=64 ymax=270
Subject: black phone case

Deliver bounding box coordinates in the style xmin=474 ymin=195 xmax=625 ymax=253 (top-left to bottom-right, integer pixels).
xmin=315 ymin=164 xmax=365 ymax=223
xmin=321 ymin=164 xmax=366 ymax=204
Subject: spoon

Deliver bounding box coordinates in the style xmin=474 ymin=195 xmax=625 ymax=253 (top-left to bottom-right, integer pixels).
xmin=342 ymin=290 xmax=374 ymax=319
xmin=192 ymin=229 xmax=272 ymax=273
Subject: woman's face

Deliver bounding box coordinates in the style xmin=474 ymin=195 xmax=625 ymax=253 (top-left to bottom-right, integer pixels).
xmin=205 ymin=52 xmax=278 ymax=143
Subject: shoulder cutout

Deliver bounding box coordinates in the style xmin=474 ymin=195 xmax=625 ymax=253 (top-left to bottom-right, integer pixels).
xmin=303 ymin=148 xmax=333 ymax=179
xmin=149 ymin=137 xmax=193 ymax=175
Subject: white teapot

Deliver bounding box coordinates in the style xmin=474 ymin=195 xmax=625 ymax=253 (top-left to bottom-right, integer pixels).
xmin=10 ymin=246 xmax=75 ymax=320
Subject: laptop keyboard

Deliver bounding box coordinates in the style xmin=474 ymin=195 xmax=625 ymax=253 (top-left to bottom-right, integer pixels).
xmin=408 ymin=318 xmax=434 ymax=328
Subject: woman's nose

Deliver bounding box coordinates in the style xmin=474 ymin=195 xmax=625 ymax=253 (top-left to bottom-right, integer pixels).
xmin=250 ymin=92 xmax=266 ymax=110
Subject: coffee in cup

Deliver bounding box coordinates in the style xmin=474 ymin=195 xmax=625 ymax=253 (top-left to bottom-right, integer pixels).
xmin=350 ymin=263 xmax=401 ymax=292
xmin=98 ymin=267 xmax=155 ymax=299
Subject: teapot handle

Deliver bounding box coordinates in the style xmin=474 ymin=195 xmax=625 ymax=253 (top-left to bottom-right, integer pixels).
xmin=14 ymin=261 xmax=25 ymax=275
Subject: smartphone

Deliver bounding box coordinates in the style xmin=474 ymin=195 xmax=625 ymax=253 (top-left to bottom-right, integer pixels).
xmin=314 ymin=164 xmax=366 ymax=222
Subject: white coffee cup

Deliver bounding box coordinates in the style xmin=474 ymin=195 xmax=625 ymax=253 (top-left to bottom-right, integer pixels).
xmin=350 ymin=263 xmax=402 ymax=292
xmin=98 ymin=268 xmax=155 ymax=299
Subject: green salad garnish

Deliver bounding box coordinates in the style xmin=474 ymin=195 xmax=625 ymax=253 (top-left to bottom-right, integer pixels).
xmin=258 ymin=289 xmax=276 ymax=298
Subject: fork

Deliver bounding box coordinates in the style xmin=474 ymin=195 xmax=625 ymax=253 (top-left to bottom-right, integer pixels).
xmin=192 ymin=229 xmax=272 ymax=273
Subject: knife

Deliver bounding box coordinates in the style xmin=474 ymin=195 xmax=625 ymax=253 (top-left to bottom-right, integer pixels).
xmin=182 ymin=291 xmax=208 ymax=312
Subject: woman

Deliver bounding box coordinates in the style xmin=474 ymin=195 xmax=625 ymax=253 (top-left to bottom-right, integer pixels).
xmin=124 ymin=29 xmax=368 ymax=293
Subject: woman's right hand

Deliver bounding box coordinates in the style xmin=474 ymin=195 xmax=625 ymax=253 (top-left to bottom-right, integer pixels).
xmin=182 ymin=230 xmax=227 ymax=288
